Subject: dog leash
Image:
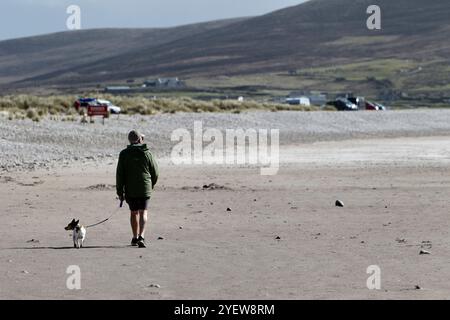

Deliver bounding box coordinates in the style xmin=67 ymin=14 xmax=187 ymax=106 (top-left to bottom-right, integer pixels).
xmin=85 ymin=200 xmax=123 ymax=229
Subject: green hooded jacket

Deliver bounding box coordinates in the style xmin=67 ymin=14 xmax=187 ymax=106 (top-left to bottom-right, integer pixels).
xmin=116 ymin=144 xmax=159 ymax=199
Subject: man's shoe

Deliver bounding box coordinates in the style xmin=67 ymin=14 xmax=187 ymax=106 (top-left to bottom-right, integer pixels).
xmin=137 ymin=236 xmax=146 ymax=248
xmin=131 ymin=237 xmax=139 ymax=246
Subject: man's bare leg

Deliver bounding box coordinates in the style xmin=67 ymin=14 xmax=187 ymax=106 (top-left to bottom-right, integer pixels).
xmin=138 ymin=210 xmax=148 ymax=238
xmin=130 ymin=211 xmax=139 ymax=239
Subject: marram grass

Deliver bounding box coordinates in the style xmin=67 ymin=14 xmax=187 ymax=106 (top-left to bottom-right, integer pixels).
xmin=0 ymin=94 xmax=326 ymax=121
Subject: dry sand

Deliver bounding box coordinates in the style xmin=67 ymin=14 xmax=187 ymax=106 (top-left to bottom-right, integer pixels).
xmin=0 ymin=110 xmax=450 ymax=299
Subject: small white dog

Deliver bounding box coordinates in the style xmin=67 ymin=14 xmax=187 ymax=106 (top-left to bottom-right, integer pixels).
xmin=64 ymin=219 xmax=86 ymax=249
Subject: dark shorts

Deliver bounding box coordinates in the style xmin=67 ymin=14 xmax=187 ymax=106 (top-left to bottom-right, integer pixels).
xmin=126 ymin=197 xmax=150 ymax=211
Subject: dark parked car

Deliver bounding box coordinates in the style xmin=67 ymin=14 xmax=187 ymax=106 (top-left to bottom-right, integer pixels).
xmin=348 ymin=97 xmax=365 ymax=109
xmin=327 ymin=98 xmax=358 ymax=111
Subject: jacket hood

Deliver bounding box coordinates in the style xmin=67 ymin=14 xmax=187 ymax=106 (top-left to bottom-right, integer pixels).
xmin=127 ymin=144 xmax=149 ymax=152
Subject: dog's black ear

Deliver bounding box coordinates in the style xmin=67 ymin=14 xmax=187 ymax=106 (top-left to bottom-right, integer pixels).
xmin=71 ymin=219 xmax=76 ymax=223
xmin=75 ymin=220 xmax=79 ymax=225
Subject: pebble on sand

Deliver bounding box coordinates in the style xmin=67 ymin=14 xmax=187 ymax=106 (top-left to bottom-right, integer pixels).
xmin=275 ymin=236 xmax=281 ymax=240
xmin=419 ymin=250 xmax=431 ymax=255
xmin=335 ymin=200 xmax=344 ymax=207
xmin=148 ymin=284 xmax=161 ymax=288
xmin=226 ymin=207 xmax=232 ymax=212
xmin=158 ymin=237 xmax=164 ymax=240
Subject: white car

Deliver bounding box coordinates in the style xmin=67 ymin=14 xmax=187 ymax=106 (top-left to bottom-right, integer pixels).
xmin=97 ymin=99 xmax=121 ymax=114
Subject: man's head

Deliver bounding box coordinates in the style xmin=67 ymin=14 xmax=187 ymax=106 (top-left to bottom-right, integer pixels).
xmin=128 ymin=130 xmax=145 ymax=144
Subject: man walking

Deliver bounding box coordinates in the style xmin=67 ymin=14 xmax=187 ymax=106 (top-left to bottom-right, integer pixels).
xmin=116 ymin=130 xmax=159 ymax=248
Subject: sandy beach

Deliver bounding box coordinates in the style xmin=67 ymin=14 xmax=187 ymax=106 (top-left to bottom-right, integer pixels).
xmin=1 ymin=110 xmax=450 ymax=299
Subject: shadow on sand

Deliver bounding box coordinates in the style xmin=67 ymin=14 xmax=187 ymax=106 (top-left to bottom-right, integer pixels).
xmin=3 ymin=245 xmax=131 ymax=250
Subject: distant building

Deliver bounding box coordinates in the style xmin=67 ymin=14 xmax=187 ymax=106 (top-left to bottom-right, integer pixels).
xmin=143 ymin=77 xmax=185 ymax=88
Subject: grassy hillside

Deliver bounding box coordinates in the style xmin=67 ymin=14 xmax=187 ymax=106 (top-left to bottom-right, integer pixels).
xmin=0 ymin=0 xmax=450 ymax=104
xmin=0 ymin=17 xmax=247 ymax=86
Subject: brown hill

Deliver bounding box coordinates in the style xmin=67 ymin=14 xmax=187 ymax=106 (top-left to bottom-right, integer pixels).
xmin=1 ymin=0 xmax=450 ymax=93
xmin=0 ymin=17 xmax=247 ymax=87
